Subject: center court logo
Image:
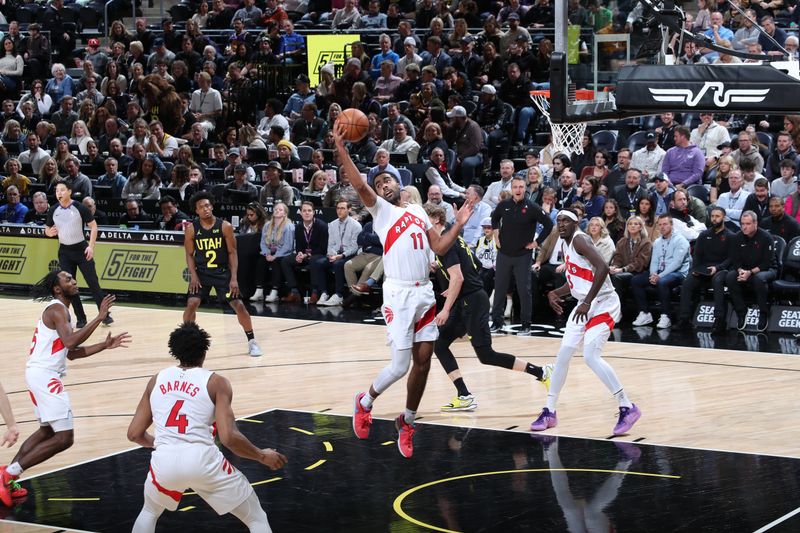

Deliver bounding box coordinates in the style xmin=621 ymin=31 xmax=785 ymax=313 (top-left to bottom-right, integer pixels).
xmin=0 ymin=242 xmax=26 ymax=274
xmin=102 ymin=249 xmax=159 ymax=283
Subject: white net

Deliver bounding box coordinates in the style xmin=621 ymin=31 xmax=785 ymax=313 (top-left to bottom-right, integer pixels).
xmin=531 ymin=93 xmax=587 ymax=156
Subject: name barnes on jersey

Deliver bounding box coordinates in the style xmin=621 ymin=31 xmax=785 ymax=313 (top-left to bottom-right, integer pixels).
xmin=159 ymin=379 xmax=201 ymax=397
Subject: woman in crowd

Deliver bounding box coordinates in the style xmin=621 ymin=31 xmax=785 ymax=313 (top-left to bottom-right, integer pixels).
xmin=315 ymin=63 xmax=336 ymax=112
xmin=77 ymin=100 xmax=96 ymax=126
xmin=82 ymin=140 xmax=105 ymax=175
xmin=709 ymin=154 xmax=736 ymax=203
xmin=108 ymin=20 xmax=131 ymax=49
xmin=260 ymin=201 xmax=295 ymax=303
xmin=367 ymin=112 xmax=382 ymax=145
xmin=176 ymin=145 xmax=200 ymax=170
xmin=425 ymin=147 xmax=465 ymax=203
xmin=45 ymin=63 xmax=76 ymax=104
xmin=579 ymin=148 xmax=610 ymax=182
xmin=40 ymin=157 xmax=61 ymax=196
xmin=221 ymin=126 xmax=239 ymax=149
xmin=69 ymin=120 xmax=94 ymax=155
xmin=326 ymin=103 xmax=342 ymax=130
xmin=572 ymin=132 xmax=598 ymax=176
xmin=123 ymin=155 xmax=162 ymax=199
xmin=350 ymin=82 xmax=380 ymax=117
xmin=17 ymin=80 xmax=52 ymax=116
xmin=532 ymin=38 xmax=552 ymax=88
xmin=88 ymin=107 xmax=111 ymax=138
xmin=53 ymin=137 xmax=72 ymax=169
xmin=171 ymin=60 xmax=193 ymax=94
xmin=104 ymin=80 xmax=129 ymax=113
xmin=579 ymin=176 xmax=606 ymax=218
xmin=240 ymin=201 xmax=268 ymax=236
xmin=190 ymin=0 xmax=210 ymax=29
xmin=401 ymin=184 xmax=423 ymax=205
xmin=167 ymin=164 xmax=192 ymax=200
xmin=635 ymin=196 xmax=659 ymax=242
xmin=2 ymin=158 xmax=31 ymax=195
xmin=551 ymin=153 xmax=571 ymax=182
xmin=239 ymin=124 xmax=267 ymax=156
xmin=447 ymin=18 xmax=470 ymax=49
xmin=587 ymin=217 xmax=615 ymax=264
xmin=609 ymin=215 xmax=653 ymax=298
xmin=524 ymin=166 xmax=545 ymax=205
xmin=602 ymin=198 xmax=626 ymax=243
xmin=419 ymin=122 xmax=449 ymax=162
xmin=37 ymin=121 xmax=57 ymax=152
xmin=477 ymin=15 xmax=503 ymax=52
xmin=0 ymin=119 xmax=22 ymax=152
xmin=0 ymin=37 xmax=23 ymax=96
xmin=474 ymin=42 xmax=504 ymax=87
xmin=302 ymin=169 xmax=330 ymax=198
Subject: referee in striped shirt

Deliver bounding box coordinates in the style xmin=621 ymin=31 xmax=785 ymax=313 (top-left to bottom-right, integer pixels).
xmin=45 ymin=180 xmax=110 ymax=327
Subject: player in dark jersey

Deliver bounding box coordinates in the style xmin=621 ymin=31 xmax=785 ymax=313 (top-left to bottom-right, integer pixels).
xmin=425 ymin=204 xmax=552 ymax=411
xmin=184 ymin=191 xmax=263 ymax=357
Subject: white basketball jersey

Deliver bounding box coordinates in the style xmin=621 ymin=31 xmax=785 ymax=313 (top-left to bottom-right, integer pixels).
xmin=368 ymin=197 xmax=433 ymax=281
xmin=27 ymin=300 xmax=70 ymax=376
xmin=562 ymin=232 xmax=615 ymax=301
xmin=151 ymin=366 xmax=216 ymax=448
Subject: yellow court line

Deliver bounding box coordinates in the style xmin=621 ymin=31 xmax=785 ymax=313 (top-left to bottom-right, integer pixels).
xmin=238 ymin=418 xmax=264 ymax=424
xmin=251 ymin=476 xmax=282 ymax=487
xmin=394 ymin=468 xmax=682 ymax=533
xmin=381 ymin=441 xmax=395 ymax=446
xmin=47 ymin=498 xmax=100 ymax=502
xmin=323 ymin=441 xmax=333 ymax=452
xmin=179 ymin=506 xmax=196 ymax=512
xmin=289 ymin=426 xmax=314 ymax=435
xmin=305 ymin=459 xmax=326 ymax=471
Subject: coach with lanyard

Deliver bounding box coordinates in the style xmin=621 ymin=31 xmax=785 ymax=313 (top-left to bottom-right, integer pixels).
xmin=490 ymin=175 xmax=553 ymax=335
xmin=45 ymin=179 xmax=110 ymax=328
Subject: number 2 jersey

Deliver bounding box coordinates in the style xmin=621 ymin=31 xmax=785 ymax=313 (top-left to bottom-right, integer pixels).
xmin=151 ymin=366 xmax=216 ymax=448
xmin=368 ymin=196 xmax=433 ymax=281
xmin=193 ymin=218 xmax=228 ymax=273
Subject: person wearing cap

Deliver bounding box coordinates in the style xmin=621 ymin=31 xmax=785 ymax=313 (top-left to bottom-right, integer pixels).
xmin=283 ymin=74 xmax=316 ymax=123
xmin=277 ymin=19 xmax=305 ymax=64
xmin=730 ymin=130 xmax=764 ymax=174
xmin=258 ymin=160 xmax=292 ymax=206
xmin=224 ymin=148 xmax=255 ymax=181
xmin=83 ymin=38 xmax=109 ymax=76
xmin=359 ymin=0 xmax=388 ymax=29
xmin=473 ymin=83 xmax=509 ymax=171
xmin=506 ymin=34 xmax=536 ymax=77
xmin=649 ymin=172 xmax=676 ymax=217
xmin=499 ymin=13 xmax=530 ymax=58
xmin=630 ymin=132 xmax=666 ymax=180
xmin=397 ymin=36 xmax=422 ymax=73
xmin=146 ymin=38 xmax=175 ymax=73
xmin=446 ymin=105 xmax=483 ymax=185
xmin=451 ymin=35 xmax=482 ymax=80
xmin=232 ymin=0 xmax=262 ymax=27
xmin=474 ymin=214 xmax=498 ymax=288
xmin=224 ymin=163 xmax=259 ymax=203
xmin=20 ymin=23 xmax=51 ymax=81
xmin=420 ymin=35 xmax=452 ymax=78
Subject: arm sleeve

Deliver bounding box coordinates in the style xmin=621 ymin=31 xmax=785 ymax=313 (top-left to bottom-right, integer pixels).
xmin=688 ymin=149 xmax=705 ymax=185
xmin=631 ymin=241 xmax=652 ymax=272
xmin=661 ymin=236 xmax=689 ymax=276
xmin=45 ymin=205 xmax=56 ymax=226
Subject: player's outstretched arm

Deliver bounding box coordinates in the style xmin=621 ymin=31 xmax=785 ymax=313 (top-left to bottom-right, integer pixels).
xmin=210 ymin=374 xmax=287 ymax=470
xmin=47 ymin=295 xmax=113 ymax=351
xmin=428 ymin=200 xmax=474 ymax=255
xmin=67 ymin=330 xmax=132 ymax=360
xmin=127 ymin=376 xmax=156 ymax=448
xmin=332 ymin=120 xmax=377 ymax=208
xmin=0 ymin=381 xmax=18 ymax=448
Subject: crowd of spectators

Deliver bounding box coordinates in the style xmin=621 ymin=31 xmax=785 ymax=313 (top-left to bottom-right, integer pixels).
xmin=0 ymin=0 xmax=797 ymax=331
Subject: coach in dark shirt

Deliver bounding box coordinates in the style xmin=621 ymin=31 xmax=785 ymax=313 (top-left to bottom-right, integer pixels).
xmin=490 ymin=175 xmax=553 ymax=334
xmin=725 ymin=210 xmax=777 ymax=331
xmin=760 ymin=196 xmax=800 ymax=242
xmin=676 ymin=206 xmax=734 ymax=331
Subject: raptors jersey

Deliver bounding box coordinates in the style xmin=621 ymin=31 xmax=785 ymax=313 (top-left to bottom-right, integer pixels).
xmin=151 ymin=367 xmax=216 ymax=448
xmin=562 ymin=231 xmax=615 ymax=301
xmin=27 ymin=300 xmax=70 ymax=376
xmin=368 ymin=197 xmax=433 ymax=281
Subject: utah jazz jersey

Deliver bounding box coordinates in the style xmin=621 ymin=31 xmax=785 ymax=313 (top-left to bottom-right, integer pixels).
xmin=193 ymin=218 xmax=228 ymax=273
xmin=435 ymin=235 xmax=484 ymax=298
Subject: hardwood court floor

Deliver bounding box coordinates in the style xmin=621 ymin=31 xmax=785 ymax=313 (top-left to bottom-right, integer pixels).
xmin=0 ymin=297 xmax=798 ymax=483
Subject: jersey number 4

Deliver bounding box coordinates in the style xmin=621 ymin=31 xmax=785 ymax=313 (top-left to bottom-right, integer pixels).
xmin=410 ymin=232 xmax=425 ymax=250
xmin=166 ymin=400 xmax=189 ymax=434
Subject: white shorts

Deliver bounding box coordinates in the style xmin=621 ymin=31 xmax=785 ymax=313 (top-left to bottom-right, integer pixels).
xmin=145 ymin=444 xmax=254 ymax=515
xmin=381 ymin=278 xmax=438 ymax=350
xmin=26 ymin=367 xmax=74 ymax=431
xmin=562 ymin=292 xmax=621 ymax=347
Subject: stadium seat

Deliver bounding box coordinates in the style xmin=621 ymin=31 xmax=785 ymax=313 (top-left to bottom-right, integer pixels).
xmin=773 ymin=236 xmax=800 ymax=303
xmin=592 ymin=130 xmax=617 ymax=152
xmin=297 ymin=145 xmax=313 ymax=164
xmin=774 ymin=235 xmax=787 ymax=278
xmin=397 ymin=167 xmax=412 ymax=187
xmin=168 ymin=3 xmax=193 ymax=23
xmin=686 ymin=184 xmax=709 ymax=205
xmin=626 ymin=130 xmax=649 ymax=152
xmin=756 ymin=131 xmax=774 ymax=153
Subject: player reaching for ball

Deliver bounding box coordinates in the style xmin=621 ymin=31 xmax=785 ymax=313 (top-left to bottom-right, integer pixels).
xmin=128 ymin=322 xmax=287 ymax=533
xmin=0 ymin=271 xmax=131 ymax=508
xmin=332 ymin=118 xmax=476 ymax=458
xmin=337 ymin=108 xmax=370 ymax=142
xmin=530 ymin=209 xmax=641 ymax=435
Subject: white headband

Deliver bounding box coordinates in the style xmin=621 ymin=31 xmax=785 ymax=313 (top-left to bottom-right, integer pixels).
xmin=557 ymin=209 xmax=579 ymax=222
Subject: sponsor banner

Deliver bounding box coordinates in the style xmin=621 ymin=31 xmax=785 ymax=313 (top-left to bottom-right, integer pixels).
xmin=306 ymin=34 xmax=361 ymax=87
xmin=692 ymin=302 xmax=718 ymax=329
xmin=768 ymin=305 xmax=800 ymax=333
xmin=0 ymin=224 xmax=185 ymax=244
xmin=727 ymin=306 xmax=761 ymax=332
xmin=0 ymin=230 xmax=187 ymax=294
xmin=567 ymin=25 xmax=581 ymax=64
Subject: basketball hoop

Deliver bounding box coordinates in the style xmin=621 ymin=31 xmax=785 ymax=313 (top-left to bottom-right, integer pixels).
xmin=530 ymin=89 xmax=594 ymax=156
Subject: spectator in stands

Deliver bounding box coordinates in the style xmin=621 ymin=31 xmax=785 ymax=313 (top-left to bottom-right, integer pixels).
xmin=40 ymin=157 xmax=60 ymax=195
xmin=108 ymin=138 xmax=133 ymax=173
xmin=497 ymin=63 xmax=535 ymax=145
xmin=223 ymin=148 xmax=252 ymax=181
xmin=0 ymin=185 xmax=26 ymax=223
xmin=580 ymin=149 xmax=610 ymax=183
xmin=425 ymin=185 xmax=455 ymax=224
xmin=207 ymin=0 xmax=234 ymax=30
xmin=690 ymin=113 xmax=731 ymax=167
xmin=670 ymin=189 xmax=705 ymax=241
xmin=276 ymin=19 xmax=305 ymax=65
xmin=122 ymin=155 xmax=160 ymax=200
xmin=524 ymin=166 xmax=546 ymax=205
xmin=673 ymin=206 xmax=732 ymax=331
xmin=731 ymin=130 xmax=764 ymax=174
xmin=82 ymin=141 xmax=105 ymax=176
xmin=771 ymin=159 xmax=797 ymax=198
xmin=146 ymin=120 xmax=178 ymax=158
xmin=490 ymin=176 xmax=553 ymax=334
xmin=725 ymin=211 xmax=778 ymax=331
xmin=609 ymin=215 xmax=652 ymax=298
xmin=758 ymin=16 xmax=788 ymax=55
xmin=50 ymin=97 xmax=77 ymax=139
xmin=68 ymin=121 xmax=93 ymax=155
xmin=708 ymin=155 xmax=736 ymax=203
xmin=61 ymin=156 xmax=92 ymax=200
xmin=630 ymin=132 xmax=665 ymax=180
xmin=156 ymin=196 xmax=189 ymax=231
xmin=458 ymin=184 xmax=490 ymax=248
xmin=332 ymin=0 xmax=361 ymax=28
xmin=600 ymin=148 xmax=628 ymax=193
xmin=312 ymin=199 xmax=361 ymax=306
xmin=579 ymin=176 xmax=605 ymax=219
xmin=602 ymin=198 xmax=626 ymax=242
xmin=732 ymin=9 xmax=759 ymax=50
xmin=274 ymin=139 xmax=303 ymax=170
xmin=766 ymin=131 xmax=797 ymax=179
xmin=96 ymin=157 xmax=128 ymax=198
xmin=587 ymin=217 xmax=615 ymax=263
xmin=117 ymin=198 xmax=148 ymax=227
xmin=18 ymin=133 xmax=48 ymax=176
xmin=636 ymin=196 xmax=658 ymax=241
xmin=612 ymin=167 xmax=647 ymax=217
xmin=444 ymin=105 xmax=482 ymax=185
xmin=273 ymin=201 xmax=326 ymax=304
xmin=744 ymin=177 xmax=772 ymax=221
xmin=553 ymin=168 xmax=577 ymax=210
xmin=662 ymin=125 xmax=705 ymax=187
xmin=1 ymin=158 xmax=29 ymax=194
xmin=785 ymin=180 xmax=800 ymax=222
xmin=283 ymin=74 xmax=315 ymax=124
xmin=257 ymin=100 xmax=290 ymax=141
xmin=147 ymin=39 xmax=175 ymax=74
xmin=484 ymin=160 xmax=515 ymax=209
xmin=649 ymin=172 xmax=675 ymax=217
xmin=232 ymin=0 xmax=262 ymax=27
xmin=366 ymin=148 xmax=399 ymax=185
xmin=224 ymin=164 xmax=259 ymax=203
xmin=762 ymin=195 xmax=800 ymax=241
xmin=472 ymin=84 xmax=509 ymax=171
xmin=0 ymin=37 xmax=21 ymax=97
xmin=716 ymin=169 xmax=750 ymax=228
xmin=302 ymin=170 xmax=329 ymax=199
xmin=260 ymin=201 xmax=294 ymax=303
xmin=84 ymin=39 xmax=109 ymax=78
xmin=379 ymin=121 xmax=419 ymax=164
xmin=368 ymin=35 xmax=399 ymax=81
xmin=631 ymin=214 xmax=691 ymax=329
xmin=258 ymin=161 xmax=292 ymax=206
xmin=425 ymin=147 xmax=465 ymax=202
xmin=19 ymin=24 xmax=50 ymax=82
xmin=655 ymin=112 xmax=678 ymax=150
xmin=380 ymin=103 xmax=415 ymax=141
xmin=18 ymin=80 xmax=52 ymax=118
xmin=699 ymin=11 xmax=734 ymax=61
xmin=23 ymin=191 xmax=48 ymax=225
xmin=420 ymin=35 xmax=452 ymax=78
xmin=53 ymin=137 xmax=71 ymax=169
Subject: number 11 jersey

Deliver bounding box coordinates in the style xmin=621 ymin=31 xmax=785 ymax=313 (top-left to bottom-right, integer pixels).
xmin=368 ymin=196 xmax=433 ymax=281
xmin=151 ymin=366 xmax=216 ymax=448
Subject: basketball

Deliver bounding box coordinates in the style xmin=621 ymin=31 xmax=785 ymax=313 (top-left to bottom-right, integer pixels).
xmin=337 ymin=108 xmax=369 ymax=142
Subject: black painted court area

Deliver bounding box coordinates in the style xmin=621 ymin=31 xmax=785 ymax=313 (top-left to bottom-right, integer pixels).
xmin=3 ymin=409 xmax=799 ymax=532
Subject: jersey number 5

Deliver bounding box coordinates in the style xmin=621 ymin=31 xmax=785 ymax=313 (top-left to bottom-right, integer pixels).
xmin=410 ymin=232 xmax=425 ymax=250
xmin=166 ymin=400 xmax=188 ymax=434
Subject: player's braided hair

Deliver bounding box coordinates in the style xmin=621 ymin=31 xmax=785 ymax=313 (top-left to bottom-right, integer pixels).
xmin=168 ymin=321 xmax=211 ymax=366
xmin=31 ymin=270 xmax=62 ymax=301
